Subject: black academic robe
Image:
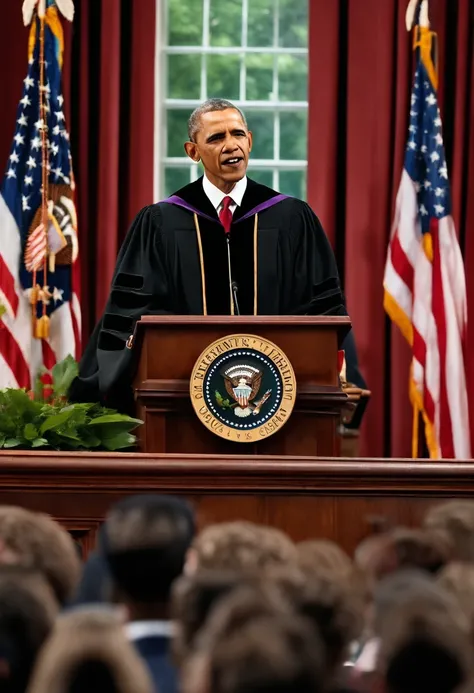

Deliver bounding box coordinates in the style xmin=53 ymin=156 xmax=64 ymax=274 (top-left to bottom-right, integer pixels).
xmin=69 ymin=178 xmax=347 ymax=411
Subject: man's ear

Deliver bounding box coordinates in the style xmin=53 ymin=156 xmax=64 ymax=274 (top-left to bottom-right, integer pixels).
xmin=184 ymin=141 xmax=200 ymax=162
xmin=247 ymin=130 xmax=253 ymax=153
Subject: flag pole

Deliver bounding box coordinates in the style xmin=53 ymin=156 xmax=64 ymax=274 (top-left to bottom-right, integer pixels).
xmin=412 ymin=402 xmax=419 ymax=458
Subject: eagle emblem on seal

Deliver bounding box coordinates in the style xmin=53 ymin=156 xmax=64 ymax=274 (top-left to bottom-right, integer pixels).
xmin=221 ymin=363 xmax=272 ymax=418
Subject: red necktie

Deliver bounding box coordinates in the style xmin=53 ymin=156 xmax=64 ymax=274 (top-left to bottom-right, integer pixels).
xmin=219 ymin=196 xmax=233 ymax=236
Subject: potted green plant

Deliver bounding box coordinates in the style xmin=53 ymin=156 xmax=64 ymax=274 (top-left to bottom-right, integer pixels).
xmin=0 ymin=355 xmax=142 ymax=451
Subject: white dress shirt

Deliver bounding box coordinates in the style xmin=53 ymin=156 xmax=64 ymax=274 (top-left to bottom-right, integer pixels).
xmin=125 ymin=620 xmax=175 ymax=642
xmin=202 ymin=174 xmax=247 ymax=217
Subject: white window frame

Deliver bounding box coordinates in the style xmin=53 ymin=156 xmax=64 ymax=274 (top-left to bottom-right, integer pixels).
xmin=154 ymin=0 xmax=308 ymax=201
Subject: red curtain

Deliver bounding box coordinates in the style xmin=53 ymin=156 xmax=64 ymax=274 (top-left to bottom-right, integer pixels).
xmin=308 ymin=0 xmax=474 ymax=457
xmin=66 ymin=0 xmax=156 ymax=337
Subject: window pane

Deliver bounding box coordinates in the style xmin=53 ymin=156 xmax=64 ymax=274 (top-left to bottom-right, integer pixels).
xmin=165 ymin=167 xmax=192 ymax=197
xmin=248 ymin=0 xmax=274 ymax=47
xmin=247 ymin=112 xmax=274 ymax=159
xmin=210 ymin=0 xmax=242 ymax=47
xmin=246 ymin=54 xmax=274 ymax=101
xmin=168 ymin=55 xmax=201 ymax=100
xmin=168 ymin=0 xmax=203 ymax=46
xmin=207 ymin=55 xmax=240 ymax=100
xmin=279 ymin=0 xmax=308 ymax=48
xmin=248 ymin=169 xmax=273 ymax=187
xmin=280 ymin=111 xmax=307 ymax=160
xmin=279 ymin=170 xmax=307 ymax=199
xmin=278 ymin=55 xmax=307 ymax=102
xmin=167 ymin=110 xmax=190 ymax=156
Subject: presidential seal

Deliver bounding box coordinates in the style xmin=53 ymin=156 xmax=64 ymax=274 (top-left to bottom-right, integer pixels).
xmin=190 ymin=334 xmax=297 ymax=443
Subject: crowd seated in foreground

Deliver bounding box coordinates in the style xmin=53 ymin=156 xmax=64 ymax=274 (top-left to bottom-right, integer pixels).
xmin=0 ymin=498 xmax=473 ymax=693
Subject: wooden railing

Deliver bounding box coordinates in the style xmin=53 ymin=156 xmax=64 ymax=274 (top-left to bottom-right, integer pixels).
xmin=0 ymin=451 xmax=472 ymax=554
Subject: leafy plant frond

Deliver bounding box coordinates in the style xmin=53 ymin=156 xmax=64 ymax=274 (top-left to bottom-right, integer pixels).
xmin=0 ymin=358 xmax=142 ymax=451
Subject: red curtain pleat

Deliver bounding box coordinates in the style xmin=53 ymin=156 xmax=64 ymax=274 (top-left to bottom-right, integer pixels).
xmin=306 ymin=1 xmax=341 ymax=249
xmin=127 ymin=0 xmax=156 ymax=223
xmin=67 ymin=0 xmax=156 ymax=339
xmin=0 ymin=6 xmax=29 ymax=179
xmin=95 ymin=0 xmax=122 ymax=318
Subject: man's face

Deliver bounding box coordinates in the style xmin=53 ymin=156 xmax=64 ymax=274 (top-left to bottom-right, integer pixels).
xmin=184 ymin=109 xmax=253 ymax=192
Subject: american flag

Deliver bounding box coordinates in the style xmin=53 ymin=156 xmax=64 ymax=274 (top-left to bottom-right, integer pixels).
xmin=384 ymin=14 xmax=470 ymax=459
xmin=0 ymin=2 xmax=81 ymax=390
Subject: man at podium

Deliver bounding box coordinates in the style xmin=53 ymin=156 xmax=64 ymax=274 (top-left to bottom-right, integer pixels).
xmin=70 ymin=99 xmax=351 ymax=410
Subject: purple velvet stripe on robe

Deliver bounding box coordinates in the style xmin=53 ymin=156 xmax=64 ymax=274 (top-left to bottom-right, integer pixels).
xmin=162 ymin=193 xmax=290 ymax=224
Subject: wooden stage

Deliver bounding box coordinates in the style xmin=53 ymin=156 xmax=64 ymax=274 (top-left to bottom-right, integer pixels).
xmin=0 ymin=452 xmax=472 ymax=555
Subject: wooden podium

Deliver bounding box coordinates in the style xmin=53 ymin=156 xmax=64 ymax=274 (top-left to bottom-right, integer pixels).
xmin=133 ymin=316 xmax=351 ymax=456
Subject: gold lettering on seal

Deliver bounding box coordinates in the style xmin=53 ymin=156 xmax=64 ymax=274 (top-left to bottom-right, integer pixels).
xmin=189 ymin=333 xmax=297 ymax=444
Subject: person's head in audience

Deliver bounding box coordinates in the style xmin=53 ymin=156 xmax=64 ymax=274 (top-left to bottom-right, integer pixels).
xmin=438 ymin=563 xmax=474 ymax=645
xmin=373 ymin=569 xmax=467 ymax=635
xmin=171 ymin=570 xmax=243 ymax=665
xmin=376 ymin=585 xmax=471 ymax=693
xmin=0 ymin=565 xmax=58 ymax=693
xmin=297 ymin=540 xmax=353 ymax=582
xmin=27 ymin=608 xmax=152 ymax=693
xmin=355 ymin=527 xmax=451 ymax=589
xmin=103 ymin=494 xmax=195 ymax=621
xmin=0 ymin=506 xmax=80 ymax=606
xmin=187 ymin=521 xmax=296 ymax=575
xmin=424 ymin=501 xmax=474 ymax=562
xmin=266 ymin=565 xmax=364 ymax=684
xmin=184 ymin=583 xmax=325 ymax=693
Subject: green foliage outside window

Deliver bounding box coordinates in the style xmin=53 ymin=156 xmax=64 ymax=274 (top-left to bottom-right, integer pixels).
xmin=165 ymin=0 xmax=308 ymax=199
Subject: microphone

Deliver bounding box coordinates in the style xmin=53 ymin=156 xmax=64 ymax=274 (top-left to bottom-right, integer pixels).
xmin=231 ymin=281 xmax=240 ymax=316
xmin=226 ymin=237 xmax=240 ymax=315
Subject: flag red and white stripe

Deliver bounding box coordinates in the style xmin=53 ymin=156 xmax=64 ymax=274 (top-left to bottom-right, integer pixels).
xmin=384 ymin=5 xmax=470 ymax=459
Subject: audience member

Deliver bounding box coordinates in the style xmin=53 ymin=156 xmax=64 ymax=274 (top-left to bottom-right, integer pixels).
xmin=355 ymin=526 xmax=451 ymax=589
xmin=297 ymin=540 xmax=353 ymax=582
xmin=171 ymin=570 xmax=242 ymax=665
xmin=0 ymin=565 xmax=57 ymax=693
xmin=0 ymin=506 xmax=80 ymax=606
xmin=438 ymin=562 xmax=474 ymax=643
xmin=27 ymin=608 xmax=152 ymax=693
xmin=424 ymin=501 xmax=474 ymax=561
xmin=0 ymin=498 xmax=470 ymax=693
xmin=103 ymin=494 xmax=195 ymax=693
xmin=187 ymin=521 xmax=296 ymax=575
xmin=263 ymin=565 xmax=363 ymax=689
xmin=184 ymin=583 xmax=325 ymax=693
xmin=377 ymin=591 xmax=471 ymax=693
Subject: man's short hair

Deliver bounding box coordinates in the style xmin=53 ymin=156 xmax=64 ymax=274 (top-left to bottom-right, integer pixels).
xmin=190 ymin=522 xmax=296 ymax=575
xmin=187 ymin=98 xmax=248 ymax=142
xmin=0 ymin=506 xmax=81 ymax=606
xmin=103 ymin=494 xmax=195 ymax=603
xmin=0 ymin=565 xmax=58 ymax=693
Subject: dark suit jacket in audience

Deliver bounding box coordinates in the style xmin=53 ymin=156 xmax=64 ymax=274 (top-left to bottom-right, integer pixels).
xmin=127 ymin=622 xmax=177 ymax=693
